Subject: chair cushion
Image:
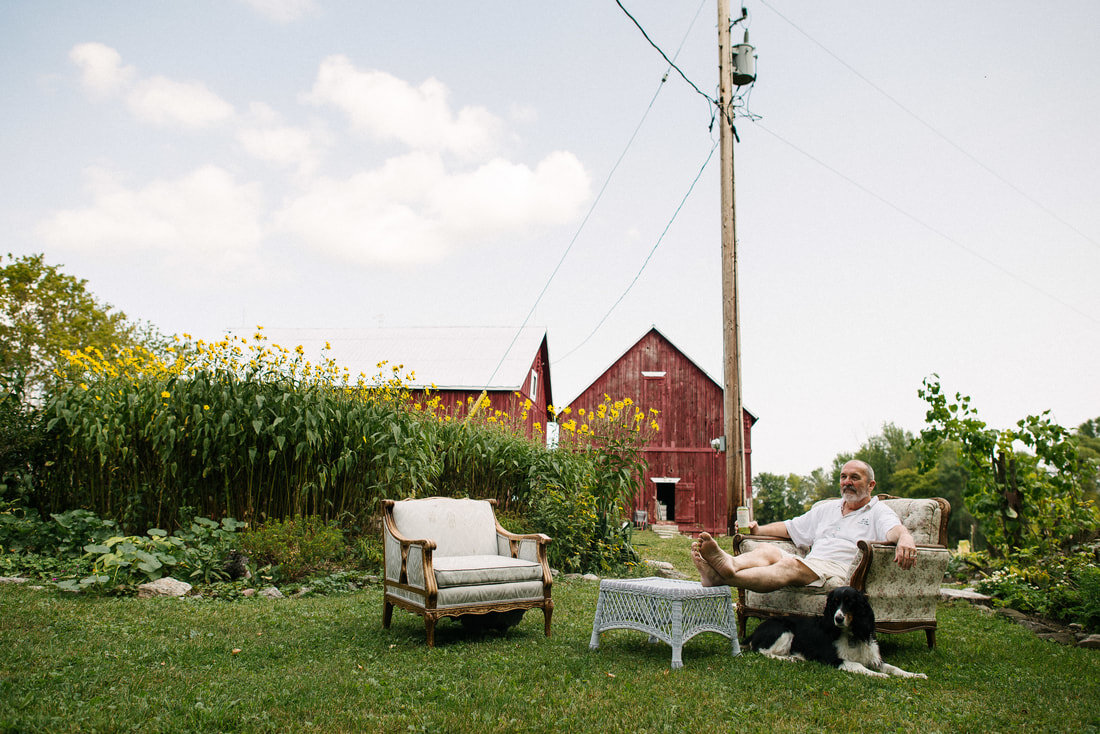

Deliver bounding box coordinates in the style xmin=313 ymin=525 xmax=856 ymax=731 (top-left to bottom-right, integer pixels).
xmin=433 ymin=555 xmax=544 ymax=587
xmin=391 ymin=498 xmax=499 ymax=557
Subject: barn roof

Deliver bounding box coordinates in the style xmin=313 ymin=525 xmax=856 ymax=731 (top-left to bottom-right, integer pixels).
xmin=569 ymin=325 xmax=757 ymax=421
xmin=254 ymin=326 xmax=549 ymax=391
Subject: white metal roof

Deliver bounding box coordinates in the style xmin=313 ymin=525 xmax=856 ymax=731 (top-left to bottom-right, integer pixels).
xmin=253 ymin=326 xmax=547 ymax=391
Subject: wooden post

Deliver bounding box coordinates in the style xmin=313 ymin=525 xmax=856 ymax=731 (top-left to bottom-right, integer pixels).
xmin=718 ymin=0 xmax=746 ymax=535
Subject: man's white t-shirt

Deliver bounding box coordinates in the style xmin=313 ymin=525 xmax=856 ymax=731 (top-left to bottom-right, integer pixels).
xmin=784 ymin=497 xmax=902 ymax=569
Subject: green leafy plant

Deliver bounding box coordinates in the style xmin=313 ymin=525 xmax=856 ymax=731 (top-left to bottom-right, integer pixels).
xmin=916 ymin=376 xmax=1100 ymax=556
xmin=972 ymin=546 xmax=1100 ymax=632
xmin=239 ymin=515 xmax=344 ymax=582
xmin=56 ymin=529 xmax=182 ymax=592
xmin=172 ymin=515 xmax=249 ymax=583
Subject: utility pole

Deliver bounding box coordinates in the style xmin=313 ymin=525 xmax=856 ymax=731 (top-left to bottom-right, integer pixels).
xmin=718 ymin=0 xmax=746 ymax=535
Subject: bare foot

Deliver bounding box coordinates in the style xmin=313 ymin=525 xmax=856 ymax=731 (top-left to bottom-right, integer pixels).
xmin=692 ymin=542 xmax=725 ymax=587
xmin=697 ymin=532 xmax=740 ymax=586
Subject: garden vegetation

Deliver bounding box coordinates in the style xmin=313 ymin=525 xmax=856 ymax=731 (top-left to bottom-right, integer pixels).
xmin=1 ymin=328 xmax=655 ymax=591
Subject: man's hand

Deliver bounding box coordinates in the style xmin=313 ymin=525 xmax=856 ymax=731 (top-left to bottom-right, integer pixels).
xmin=887 ymin=525 xmax=918 ymax=570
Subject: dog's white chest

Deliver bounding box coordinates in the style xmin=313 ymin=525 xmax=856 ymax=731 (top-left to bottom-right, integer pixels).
xmin=837 ymin=636 xmax=881 ymax=668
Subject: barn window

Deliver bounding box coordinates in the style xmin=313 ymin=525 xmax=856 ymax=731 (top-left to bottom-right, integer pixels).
xmin=529 ymin=369 xmax=538 ymax=399
xmin=641 ymin=371 xmax=666 ymax=379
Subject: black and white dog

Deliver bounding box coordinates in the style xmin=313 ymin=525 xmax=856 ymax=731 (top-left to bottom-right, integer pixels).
xmin=747 ymin=586 xmax=926 ymax=679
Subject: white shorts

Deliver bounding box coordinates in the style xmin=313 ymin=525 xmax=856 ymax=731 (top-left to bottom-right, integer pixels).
xmin=783 ymin=551 xmax=850 ymax=588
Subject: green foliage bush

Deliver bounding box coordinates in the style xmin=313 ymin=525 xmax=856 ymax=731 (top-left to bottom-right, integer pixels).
xmin=917 ymin=377 xmax=1100 ymax=556
xmin=239 ymin=515 xmax=345 ymax=582
xmin=972 ymin=546 xmax=1100 ymax=632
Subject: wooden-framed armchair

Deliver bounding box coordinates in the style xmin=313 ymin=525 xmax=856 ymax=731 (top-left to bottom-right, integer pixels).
xmin=733 ymin=495 xmax=951 ymax=648
xmin=381 ymin=497 xmax=554 ymax=647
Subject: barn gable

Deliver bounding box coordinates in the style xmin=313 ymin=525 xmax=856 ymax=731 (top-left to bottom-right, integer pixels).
xmin=565 ymin=326 xmax=755 ymax=536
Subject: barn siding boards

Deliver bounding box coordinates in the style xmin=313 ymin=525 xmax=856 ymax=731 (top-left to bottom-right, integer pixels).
xmin=566 ymin=327 xmax=755 ymax=536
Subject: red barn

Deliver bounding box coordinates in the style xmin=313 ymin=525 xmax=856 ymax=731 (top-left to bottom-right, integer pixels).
xmin=565 ymin=327 xmax=755 ymax=536
xmin=257 ymin=327 xmax=552 ymax=436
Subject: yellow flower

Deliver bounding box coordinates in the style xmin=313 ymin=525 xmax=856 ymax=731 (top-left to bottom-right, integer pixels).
xmin=80 ymin=383 xmax=89 ymax=391
xmin=203 ymin=405 xmax=210 ymax=410
xmin=161 ymin=391 xmax=170 ymax=399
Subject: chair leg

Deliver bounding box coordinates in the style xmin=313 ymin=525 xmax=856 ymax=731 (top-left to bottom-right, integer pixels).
xmin=737 ymin=610 xmax=747 ymax=641
xmin=925 ymin=628 xmax=936 ymax=649
xmin=543 ymin=603 xmax=554 ymax=637
xmin=382 ymin=599 xmax=393 ymax=629
xmin=425 ymin=616 xmax=436 ymax=648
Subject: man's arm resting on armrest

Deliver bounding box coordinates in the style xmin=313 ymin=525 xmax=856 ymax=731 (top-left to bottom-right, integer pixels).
xmin=885 ymin=524 xmax=917 ymax=569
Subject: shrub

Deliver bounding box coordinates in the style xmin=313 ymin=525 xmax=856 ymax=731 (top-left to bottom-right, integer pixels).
xmin=0 ymin=371 xmax=45 ymax=510
xmin=973 ymin=547 xmax=1100 ymax=632
xmin=239 ymin=515 xmax=344 ymax=581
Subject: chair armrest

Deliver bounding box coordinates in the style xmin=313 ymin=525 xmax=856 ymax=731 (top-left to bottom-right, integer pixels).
xmin=849 ymin=540 xmax=951 ymax=590
xmin=495 ymin=522 xmax=552 ymax=563
xmin=381 ymin=506 xmax=438 ymax=591
xmin=733 ymin=533 xmax=798 ymax=556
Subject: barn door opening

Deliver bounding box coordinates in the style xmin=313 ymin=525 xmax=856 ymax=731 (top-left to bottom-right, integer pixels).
xmin=652 ymin=478 xmax=680 ymax=522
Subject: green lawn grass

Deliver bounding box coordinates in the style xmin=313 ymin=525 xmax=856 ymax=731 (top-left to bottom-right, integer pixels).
xmin=2 ymin=532 xmax=1098 ymax=733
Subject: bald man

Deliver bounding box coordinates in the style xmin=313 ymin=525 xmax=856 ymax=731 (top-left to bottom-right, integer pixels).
xmin=692 ymin=460 xmax=918 ymax=592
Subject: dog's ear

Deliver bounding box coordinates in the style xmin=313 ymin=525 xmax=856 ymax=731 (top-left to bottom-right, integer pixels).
xmin=852 ymin=590 xmax=876 ymax=639
xmin=823 ymin=588 xmax=841 ymax=617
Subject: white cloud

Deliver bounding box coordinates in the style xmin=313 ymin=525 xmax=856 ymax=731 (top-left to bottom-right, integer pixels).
xmin=276 ymin=150 xmax=589 ymax=266
xmin=306 ymin=56 xmax=503 ymax=158
xmin=238 ymin=0 xmax=317 ymax=23
xmin=275 ymin=152 xmax=446 ymax=266
xmin=36 ymin=165 xmax=264 ymax=272
xmin=236 ymin=103 xmax=329 ymax=175
xmin=69 ymin=42 xmax=234 ymax=128
xmin=432 ymin=151 xmax=590 ymax=239
xmin=126 ymin=76 xmax=235 ymax=128
xmin=70 ymin=42 xmax=135 ymax=97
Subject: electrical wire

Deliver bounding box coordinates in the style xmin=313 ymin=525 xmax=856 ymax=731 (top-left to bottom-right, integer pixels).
xmin=555 ymin=137 xmax=721 ymax=364
xmin=758 ymin=0 xmax=1099 ymax=253
xmin=483 ymin=0 xmax=708 ymax=387
xmin=614 ymin=0 xmax=717 ymax=108
xmin=752 ymin=119 xmax=1099 ymax=327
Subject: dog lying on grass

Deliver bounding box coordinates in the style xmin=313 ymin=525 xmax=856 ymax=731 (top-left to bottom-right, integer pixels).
xmin=747 ymin=586 xmax=927 ymax=679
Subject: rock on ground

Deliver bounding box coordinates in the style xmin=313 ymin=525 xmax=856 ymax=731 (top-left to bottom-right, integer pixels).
xmin=137 ymin=577 xmax=192 ymax=598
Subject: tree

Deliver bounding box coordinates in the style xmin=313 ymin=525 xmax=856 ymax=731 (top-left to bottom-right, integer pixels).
xmin=0 ymin=253 xmax=147 ymax=394
xmin=915 ymin=376 xmax=1099 ymax=556
xmin=752 ymin=472 xmax=812 ymax=525
xmin=1074 ymin=418 xmax=1100 ymax=506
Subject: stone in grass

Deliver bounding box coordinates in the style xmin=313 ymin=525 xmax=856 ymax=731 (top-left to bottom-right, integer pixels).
xmin=1079 ymin=635 xmax=1100 ymax=649
xmin=939 ymin=587 xmax=992 ymax=605
xmin=137 ymin=577 xmax=192 ymax=598
xmin=259 ymin=586 xmax=284 ymax=599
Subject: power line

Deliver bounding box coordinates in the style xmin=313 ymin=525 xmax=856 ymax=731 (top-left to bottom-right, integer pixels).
xmin=483 ymin=0 xmax=708 ymax=387
xmin=752 ymin=119 xmax=1099 ymax=327
xmin=556 ymin=137 xmax=721 ymax=364
xmin=758 ymin=0 xmax=1099 ymax=253
xmin=614 ymin=0 xmax=716 ymax=107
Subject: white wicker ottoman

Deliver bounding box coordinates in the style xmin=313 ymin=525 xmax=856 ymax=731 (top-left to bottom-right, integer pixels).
xmin=589 ymin=577 xmax=740 ymax=669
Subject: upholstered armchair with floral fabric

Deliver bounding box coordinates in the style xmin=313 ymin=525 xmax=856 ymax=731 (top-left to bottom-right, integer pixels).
xmin=381 ymin=497 xmax=553 ymax=647
xmin=733 ymin=495 xmax=951 ymax=647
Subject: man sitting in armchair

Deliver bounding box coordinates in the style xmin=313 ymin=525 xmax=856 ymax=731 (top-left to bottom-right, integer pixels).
xmin=692 ymin=460 xmax=918 ymax=592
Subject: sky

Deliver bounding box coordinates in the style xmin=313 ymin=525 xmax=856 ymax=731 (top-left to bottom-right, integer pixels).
xmin=3 ymin=0 xmax=1098 ymax=478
